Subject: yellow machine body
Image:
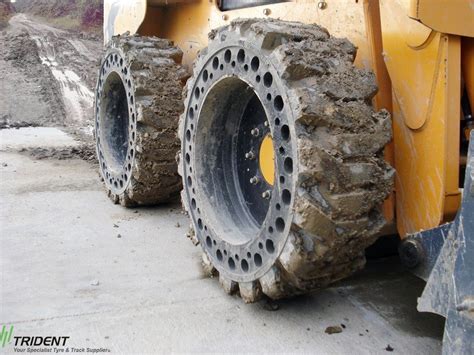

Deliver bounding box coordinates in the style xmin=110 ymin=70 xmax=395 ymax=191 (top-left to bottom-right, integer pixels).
xmin=103 ymin=0 xmax=474 ymax=238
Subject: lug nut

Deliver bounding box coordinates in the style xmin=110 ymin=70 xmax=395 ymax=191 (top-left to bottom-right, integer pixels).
xmin=264 ymin=121 xmax=269 ymax=127
xmin=250 ymin=176 xmax=260 ymax=185
xmin=245 ymin=151 xmax=255 ymax=160
xmin=263 ymin=8 xmax=271 ymax=16
xmin=251 ymin=128 xmax=260 ymax=137
xmin=262 ymin=190 xmax=272 ymax=199
xmin=318 ymin=1 xmax=327 ymax=9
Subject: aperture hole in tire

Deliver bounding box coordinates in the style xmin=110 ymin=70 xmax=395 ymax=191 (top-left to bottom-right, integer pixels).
xmin=282 ymin=189 xmax=291 ymax=205
xmin=213 ymin=57 xmax=219 ymax=69
xmin=266 ymin=240 xmax=275 ymax=254
xmin=263 ymin=72 xmax=273 ymax=87
xmin=251 ymin=56 xmax=260 ymax=71
xmin=281 ymin=124 xmax=290 ymax=140
xmin=237 ymin=49 xmax=245 ymax=63
xmin=275 ymin=217 xmax=285 ymax=232
xmin=254 ymin=253 xmax=263 ymax=266
xmin=224 ymin=49 xmax=232 ymax=63
xmin=241 ymin=259 xmax=249 ymax=272
xmin=284 ymin=157 xmax=293 ymax=173
xmin=274 ymin=95 xmax=284 ymax=111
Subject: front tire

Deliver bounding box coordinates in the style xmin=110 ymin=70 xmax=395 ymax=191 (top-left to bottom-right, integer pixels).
xmin=179 ymin=19 xmax=394 ymax=302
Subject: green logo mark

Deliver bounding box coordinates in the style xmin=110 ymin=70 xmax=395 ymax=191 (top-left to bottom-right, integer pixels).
xmin=0 ymin=325 xmax=14 ymax=347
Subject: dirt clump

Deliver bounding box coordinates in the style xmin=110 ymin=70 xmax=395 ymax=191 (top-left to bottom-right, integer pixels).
xmin=0 ymin=114 xmax=42 ymax=129
xmin=19 ymin=145 xmax=97 ymax=162
xmin=325 ymin=326 xmax=343 ymax=334
xmin=3 ymin=30 xmax=39 ymax=66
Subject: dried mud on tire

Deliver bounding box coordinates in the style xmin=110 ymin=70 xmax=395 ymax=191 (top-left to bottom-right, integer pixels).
xmin=95 ymin=34 xmax=188 ymax=207
xmin=179 ymin=19 xmax=394 ymax=302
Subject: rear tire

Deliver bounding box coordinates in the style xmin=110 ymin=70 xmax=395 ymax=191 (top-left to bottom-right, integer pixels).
xmin=179 ymin=19 xmax=394 ymax=302
xmin=95 ymin=34 xmax=187 ymax=206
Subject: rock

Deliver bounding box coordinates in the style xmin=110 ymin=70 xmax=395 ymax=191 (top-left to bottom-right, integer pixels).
xmin=325 ymin=326 xmax=343 ymax=334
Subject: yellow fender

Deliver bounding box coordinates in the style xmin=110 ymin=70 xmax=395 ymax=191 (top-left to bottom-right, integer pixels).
xmin=103 ymin=0 xmax=147 ymax=44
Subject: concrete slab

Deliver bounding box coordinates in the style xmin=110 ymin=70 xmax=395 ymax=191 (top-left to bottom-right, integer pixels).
xmin=0 ymin=127 xmax=79 ymax=151
xmin=0 ymin=149 xmax=445 ymax=354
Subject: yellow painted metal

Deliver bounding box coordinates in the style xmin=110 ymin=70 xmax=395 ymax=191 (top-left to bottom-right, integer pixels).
xmin=380 ymin=1 xmax=439 ymax=130
xmin=380 ymin=0 xmax=461 ymax=237
xmin=148 ymin=0 xmax=196 ymax=5
xmin=138 ymin=0 xmax=374 ymax=71
xmin=102 ymin=0 xmax=195 ymax=45
xmin=363 ymin=0 xmax=395 ymax=223
xmin=101 ymin=0 xmax=200 ymax=45
xmin=404 ymin=14 xmax=432 ymax=49
xmin=443 ymin=36 xmax=462 ymax=221
xmin=409 ymin=0 xmax=474 ymax=37
xmin=103 ymin=0 xmax=147 ymax=44
xmin=259 ymin=135 xmax=275 ymax=186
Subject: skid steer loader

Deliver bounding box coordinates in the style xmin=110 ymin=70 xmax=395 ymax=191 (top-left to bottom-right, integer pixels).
xmin=94 ymin=0 xmax=473 ymax=352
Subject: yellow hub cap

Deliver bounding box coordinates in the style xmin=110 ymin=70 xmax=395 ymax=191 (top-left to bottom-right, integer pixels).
xmin=259 ymin=134 xmax=275 ymax=185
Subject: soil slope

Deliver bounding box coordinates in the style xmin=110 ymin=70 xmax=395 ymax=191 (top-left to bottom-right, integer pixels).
xmin=14 ymin=0 xmax=102 ymax=33
xmin=0 ymin=14 xmax=102 ymax=160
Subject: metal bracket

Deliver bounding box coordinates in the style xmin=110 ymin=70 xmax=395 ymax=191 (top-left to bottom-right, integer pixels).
xmin=403 ymin=131 xmax=474 ymax=354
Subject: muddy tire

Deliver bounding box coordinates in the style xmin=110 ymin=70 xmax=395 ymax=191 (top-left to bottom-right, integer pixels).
xmin=179 ymin=19 xmax=394 ymax=302
xmin=95 ymin=34 xmax=187 ymax=206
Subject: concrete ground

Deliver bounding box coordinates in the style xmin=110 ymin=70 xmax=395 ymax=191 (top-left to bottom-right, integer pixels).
xmin=0 ymin=128 xmax=445 ymax=354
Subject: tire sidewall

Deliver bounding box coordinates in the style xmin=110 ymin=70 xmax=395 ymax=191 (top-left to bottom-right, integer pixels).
xmin=181 ymin=31 xmax=298 ymax=283
xmin=95 ymin=45 xmax=137 ymax=196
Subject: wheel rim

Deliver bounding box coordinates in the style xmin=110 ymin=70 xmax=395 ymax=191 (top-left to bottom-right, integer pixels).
xmin=95 ymin=50 xmax=137 ymax=194
xmin=197 ymin=77 xmax=272 ymax=237
xmin=99 ymin=71 xmax=129 ymax=173
xmin=182 ymin=45 xmax=296 ymax=282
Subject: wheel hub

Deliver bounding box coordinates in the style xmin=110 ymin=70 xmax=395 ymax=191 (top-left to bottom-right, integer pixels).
xmin=259 ymin=135 xmax=275 ymax=186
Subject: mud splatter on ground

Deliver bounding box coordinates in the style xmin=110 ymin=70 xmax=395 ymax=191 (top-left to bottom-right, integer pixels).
xmin=19 ymin=145 xmax=96 ymax=162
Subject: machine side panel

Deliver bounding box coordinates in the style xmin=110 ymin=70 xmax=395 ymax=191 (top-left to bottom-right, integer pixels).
xmin=380 ymin=0 xmax=461 ymax=236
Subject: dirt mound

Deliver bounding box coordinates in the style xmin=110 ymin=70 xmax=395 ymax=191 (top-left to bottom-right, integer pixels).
xmin=3 ymin=30 xmax=40 ymax=67
xmin=14 ymin=0 xmax=102 ymax=33
xmin=0 ymin=0 xmax=14 ymax=29
xmin=0 ymin=114 xmax=41 ymax=129
xmin=1 ymin=29 xmax=67 ymax=126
